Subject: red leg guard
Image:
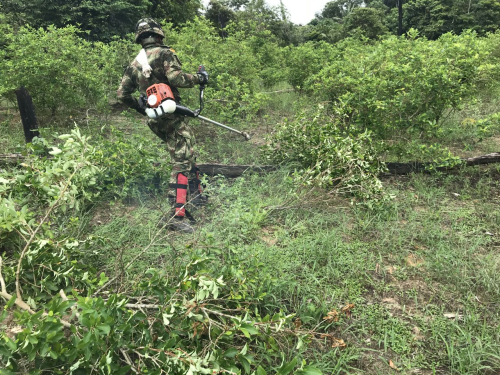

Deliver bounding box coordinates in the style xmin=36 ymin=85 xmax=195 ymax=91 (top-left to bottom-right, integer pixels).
xmin=175 ymin=173 xmax=188 ymax=217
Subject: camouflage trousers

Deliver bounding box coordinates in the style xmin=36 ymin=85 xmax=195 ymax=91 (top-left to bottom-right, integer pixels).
xmin=147 ymin=113 xmax=196 ymax=197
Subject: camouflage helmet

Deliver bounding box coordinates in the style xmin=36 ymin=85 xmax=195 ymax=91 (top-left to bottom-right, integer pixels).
xmin=134 ymin=18 xmax=165 ymax=44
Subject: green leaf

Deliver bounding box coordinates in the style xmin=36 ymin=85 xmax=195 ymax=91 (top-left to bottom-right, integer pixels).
xmin=6 ymin=295 xmax=17 ymax=308
xmin=28 ymin=336 xmax=38 ymax=345
xmin=256 ymin=366 xmax=267 ymax=375
xmin=238 ymin=354 xmax=251 ymax=374
xmin=240 ymin=323 xmax=259 ymax=335
xmin=70 ymin=359 xmax=82 ymax=371
xmin=223 ymin=348 xmax=238 ymax=358
xmin=277 ymin=357 xmax=298 ymax=375
xmin=97 ymin=324 xmax=111 ymax=335
xmin=296 ymin=366 xmax=323 ymax=375
xmin=4 ymin=336 xmax=17 ymax=351
xmin=40 ymin=344 xmax=50 ymax=356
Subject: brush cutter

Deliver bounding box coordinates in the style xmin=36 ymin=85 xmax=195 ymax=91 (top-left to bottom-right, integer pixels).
xmin=144 ymin=65 xmax=251 ymax=141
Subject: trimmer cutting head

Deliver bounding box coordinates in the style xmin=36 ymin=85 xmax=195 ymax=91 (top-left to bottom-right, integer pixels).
xmin=242 ymin=132 xmax=251 ymax=141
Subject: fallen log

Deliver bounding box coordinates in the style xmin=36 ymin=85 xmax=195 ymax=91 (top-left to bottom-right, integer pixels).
xmin=1 ymin=153 xmax=499 ymax=176
xmin=385 ymin=152 xmax=500 ymax=175
xmin=197 ymin=163 xmax=276 ymax=177
xmin=0 ymin=153 xmax=25 ymax=165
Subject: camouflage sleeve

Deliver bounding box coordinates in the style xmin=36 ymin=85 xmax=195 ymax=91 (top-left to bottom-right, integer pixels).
xmin=117 ymin=67 xmax=142 ymax=111
xmin=163 ymin=49 xmax=200 ymax=88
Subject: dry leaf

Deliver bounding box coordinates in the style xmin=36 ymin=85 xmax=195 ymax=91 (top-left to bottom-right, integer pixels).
xmin=294 ymin=317 xmax=302 ymax=329
xmin=412 ymin=326 xmax=424 ymax=341
xmin=341 ymin=303 xmax=355 ymax=318
xmin=331 ymin=338 xmax=346 ymax=349
xmin=406 ymin=254 xmax=425 ymax=267
xmin=389 ymin=359 xmax=399 ymax=371
xmin=323 ymin=310 xmax=339 ymax=322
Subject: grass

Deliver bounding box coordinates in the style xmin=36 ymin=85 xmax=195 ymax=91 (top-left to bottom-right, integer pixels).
xmin=71 ymin=161 xmax=500 ymax=374
xmin=1 ymin=88 xmax=500 ymax=374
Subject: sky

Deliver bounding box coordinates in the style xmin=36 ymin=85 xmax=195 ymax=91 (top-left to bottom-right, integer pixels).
xmin=264 ymin=0 xmax=330 ymax=25
xmin=201 ymin=0 xmax=331 ymax=26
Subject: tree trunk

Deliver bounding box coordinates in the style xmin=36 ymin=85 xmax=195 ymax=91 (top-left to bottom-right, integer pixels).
xmin=398 ymin=0 xmax=403 ymax=36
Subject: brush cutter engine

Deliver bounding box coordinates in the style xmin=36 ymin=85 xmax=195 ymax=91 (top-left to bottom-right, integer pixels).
xmin=145 ymin=83 xmax=176 ymax=119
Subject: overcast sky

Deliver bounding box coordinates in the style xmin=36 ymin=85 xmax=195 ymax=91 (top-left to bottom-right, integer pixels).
xmin=202 ymin=0 xmax=331 ymax=25
xmin=264 ymin=0 xmax=330 ymax=25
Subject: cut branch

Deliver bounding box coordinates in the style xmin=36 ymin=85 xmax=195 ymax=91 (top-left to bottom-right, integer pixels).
xmin=197 ymin=163 xmax=277 ymax=177
xmin=0 ymin=257 xmax=72 ymax=328
xmin=15 ymin=168 xmax=80 ymax=302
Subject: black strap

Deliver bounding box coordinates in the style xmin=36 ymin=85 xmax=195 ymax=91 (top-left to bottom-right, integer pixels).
xmin=185 ymin=209 xmax=196 ymax=223
xmin=174 ymin=204 xmax=196 ymax=223
xmin=169 ymin=183 xmax=188 ymax=189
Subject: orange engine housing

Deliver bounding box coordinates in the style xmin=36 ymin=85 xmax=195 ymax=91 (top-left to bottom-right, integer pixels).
xmin=146 ymin=83 xmax=175 ymax=108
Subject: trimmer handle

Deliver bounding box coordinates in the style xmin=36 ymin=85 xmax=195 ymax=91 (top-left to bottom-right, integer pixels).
xmin=196 ymin=64 xmax=207 ymax=116
xmin=197 ymin=65 xmax=208 ymax=90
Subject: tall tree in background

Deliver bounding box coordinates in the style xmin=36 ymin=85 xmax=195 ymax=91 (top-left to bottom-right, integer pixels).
xmin=403 ymin=0 xmax=500 ymax=39
xmin=1 ymin=0 xmax=151 ymax=42
xmin=205 ymin=0 xmax=237 ymax=36
xmin=147 ymin=0 xmax=202 ymax=26
xmin=398 ymin=0 xmax=403 ymax=35
xmin=317 ymin=0 xmax=364 ymax=21
xmin=0 ymin=0 xmax=202 ymax=42
xmin=344 ymin=7 xmax=389 ymax=39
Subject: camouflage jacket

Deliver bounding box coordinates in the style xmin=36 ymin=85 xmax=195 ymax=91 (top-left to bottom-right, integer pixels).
xmin=117 ymin=42 xmax=200 ymax=112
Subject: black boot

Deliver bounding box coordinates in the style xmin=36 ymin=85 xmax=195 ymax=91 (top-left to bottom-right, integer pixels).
xmin=189 ymin=180 xmax=208 ymax=208
xmin=167 ymin=217 xmax=195 ymax=234
xmin=188 ymin=167 xmax=208 ymax=208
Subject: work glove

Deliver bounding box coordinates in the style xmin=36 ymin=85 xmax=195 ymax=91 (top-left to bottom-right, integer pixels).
xmin=197 ymin=65 xmax=209 ymax=86
xmin=135 ymin=107 xmax=147 ymax=116
xmin=136 ymin=94 xmax=147 ymax=116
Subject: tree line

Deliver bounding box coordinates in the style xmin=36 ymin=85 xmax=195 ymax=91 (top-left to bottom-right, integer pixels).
xmin=1 ymin=0 xmax=499 ymax=44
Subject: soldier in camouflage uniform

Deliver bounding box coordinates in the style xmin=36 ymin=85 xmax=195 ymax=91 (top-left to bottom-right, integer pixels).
xmin=117 ymin=18 xmax=208 ymax=233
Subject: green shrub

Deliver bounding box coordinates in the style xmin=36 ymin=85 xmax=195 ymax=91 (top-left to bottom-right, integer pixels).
xmin=265 ymin=105 xmax=388 ymax=204
xmin=285 ymin=41 xmax=335 ymax=90
xmin=304 ymin=30 xmax=500 ymax=138
xmin=0 ymin=25 xmax=128 ymax=119
xmin=159 ymin=18 xmax=268 ymax=122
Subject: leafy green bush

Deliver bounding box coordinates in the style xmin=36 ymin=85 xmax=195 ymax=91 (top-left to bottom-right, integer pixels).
xmin=91 ymin=126 xmax=171 ymax=198
xmin=265 ymin=105 xmax=388 ymax=204
xmin=285 ymin=41 xmax=335 ymax=90
xmin=163 ymin=17 xmax=270 ymax=122
xmin=0 ymin=25 xmax=129 ymax=119
xmin=0 ymin=23 xmax=154 ymax=120
xmin=300 ymin=30 xmax=500 ymax=138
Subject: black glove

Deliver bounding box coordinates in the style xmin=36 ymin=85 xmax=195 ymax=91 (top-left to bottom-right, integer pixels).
xmin=135 ymin=94 xmax=147 ymax=116
xmin=197 ymin=65 xmax=209 ymax=85
xmin=135 ymin=107 xmax=146 ymax=116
